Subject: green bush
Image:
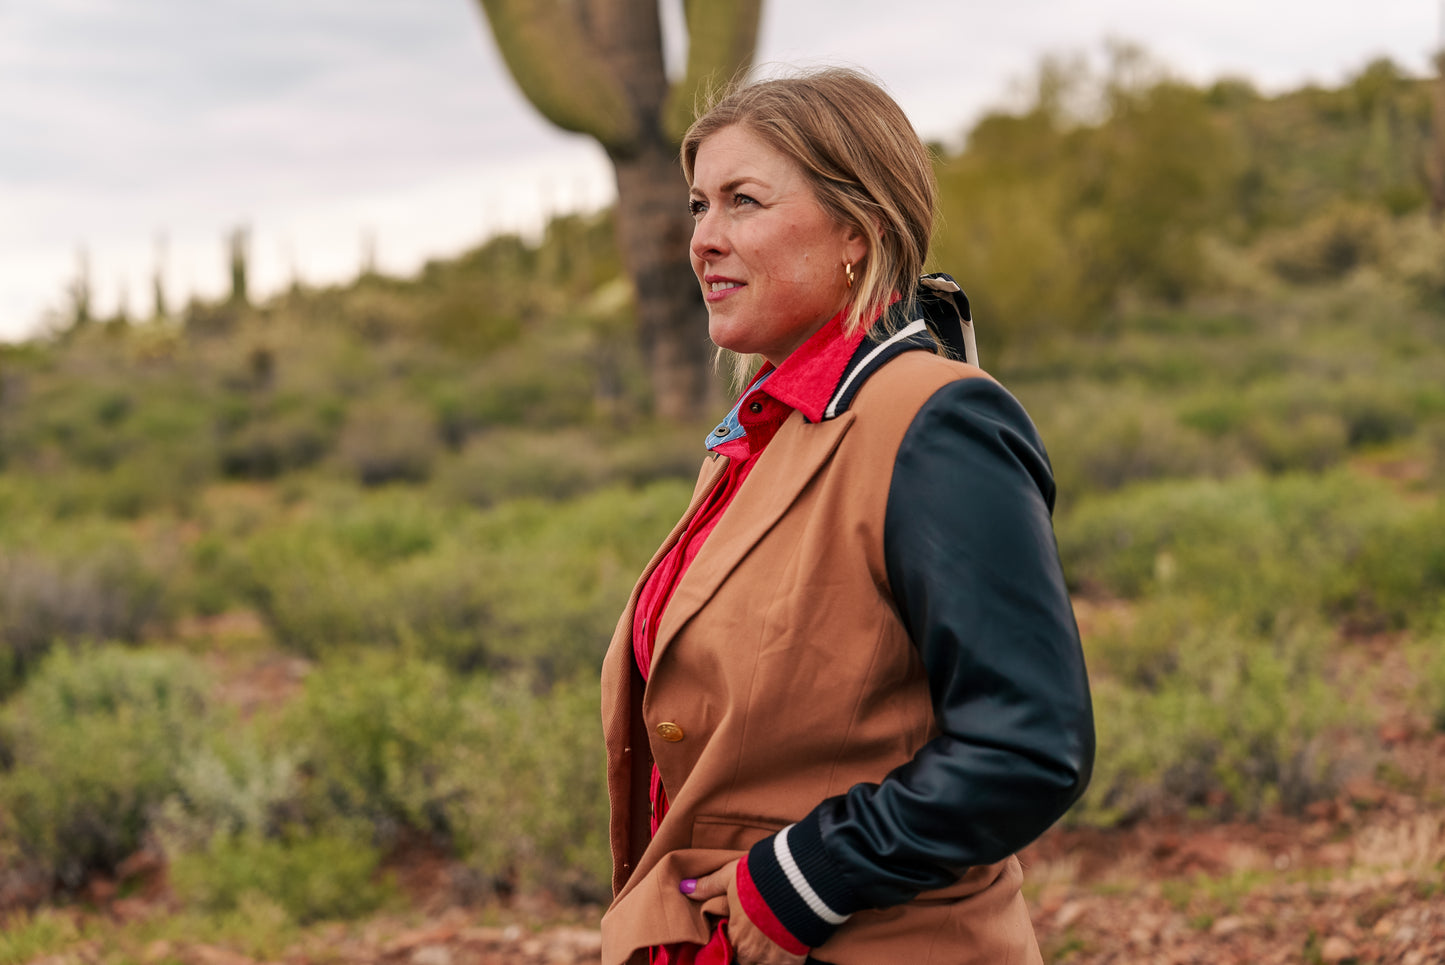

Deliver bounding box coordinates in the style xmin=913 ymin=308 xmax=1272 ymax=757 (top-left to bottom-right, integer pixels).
xmin=242 ymin=482 xmax=687 ymax=674
xmin=1335 ymin=382 xmax=1418 ymax=448
xmin=277 ymin=652 xmax=609 ymax=899
xmin=436 ymin=425 xmax=704 ymax=509
xmin=0 ymin=539 xmax=169 ymax=694
xmin=1263 ymin=204 xmax=1388 ymax=283
xmin=1057 ymin=471 xmax=1405 ymax=633
xmin=1337 ymin=501 xmax=1445 ymax=631
xmin=607 ymin=424 xmax=709 ymax=487
xmin=218 ymin=408 xmax=333 ymax=478
xmin=242 ymin=520 xmax=489 ymax=666
xmin=284 ymin=653 xmax=467 ymax=840
xmin=447 ymin=672 xmax=610 ymax=899
xmin=464 ymin=482 xmax=691 ymax=677
xmin=437 ymin=429 xmax=611 ymax=508
xmin=181 ymin=532 xmax=252 ymax=618
xmin=457 ymin=342 xmax=602 ymax=428
xmin=0 ymin=646 xmax=213 ymax=887
xmin=1046 ymin=401 xmax=1240 ymax=494
xmin=334 ymin=397 xmax=440 ymax=486
xmin=1242 ymin=410 xmax=1349 ymax=473
xmin=168 ymin=833 xmax=392 ymax=923
xmin=323 ymin=490 xmax=442 ymax=564
xmin=154 ymin=736 xmax=302 ymax=852
xmin=1075 ymin=619 xmax=1358 ymax=824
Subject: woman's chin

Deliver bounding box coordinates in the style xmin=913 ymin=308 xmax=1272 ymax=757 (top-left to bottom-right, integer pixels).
xmin=708 ymin=324 xmax=752 ymax=357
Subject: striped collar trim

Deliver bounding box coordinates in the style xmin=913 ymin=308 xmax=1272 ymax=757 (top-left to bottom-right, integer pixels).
xmin=822 ymin=318 xmax=933 ymax=420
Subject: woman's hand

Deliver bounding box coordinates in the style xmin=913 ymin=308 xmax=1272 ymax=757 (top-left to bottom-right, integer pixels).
xmin=682 ymin=859 xmax=808 ymax=965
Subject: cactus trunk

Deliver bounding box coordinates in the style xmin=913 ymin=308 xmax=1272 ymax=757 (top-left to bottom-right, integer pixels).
xmin=612 ymin=141 xmax=711 ymax=420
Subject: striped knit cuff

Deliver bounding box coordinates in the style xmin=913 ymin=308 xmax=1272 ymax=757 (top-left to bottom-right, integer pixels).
xmin=743 ymin=819 xmax=857 ymax=948
xmin=736 ymin=857 xmax=811 ymax=955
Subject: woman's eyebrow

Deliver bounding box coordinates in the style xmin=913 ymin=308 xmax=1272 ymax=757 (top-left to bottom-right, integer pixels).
xmin=695 ymin=176 xmax=770 ymax=196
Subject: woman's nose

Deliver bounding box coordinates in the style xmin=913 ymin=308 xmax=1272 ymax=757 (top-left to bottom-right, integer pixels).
xmin=690 ymin=210 xmax=727 ymax=261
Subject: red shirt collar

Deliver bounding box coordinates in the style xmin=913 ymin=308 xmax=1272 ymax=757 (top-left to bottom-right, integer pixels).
xmin=748 ymin=309 xmax=867 ymax=424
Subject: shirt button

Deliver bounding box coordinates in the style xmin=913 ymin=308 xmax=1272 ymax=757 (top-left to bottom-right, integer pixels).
xmin=713 ymin=425 xmax=729 ymax=436
xmin=655 ymin=721 xmax=685 ymax=742
xmin=749 ymin=402 xmax=763 ymax=413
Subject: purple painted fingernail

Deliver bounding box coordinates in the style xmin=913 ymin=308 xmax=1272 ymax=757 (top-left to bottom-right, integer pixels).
xmin=679 ymin=878 xmax=697 ymax=895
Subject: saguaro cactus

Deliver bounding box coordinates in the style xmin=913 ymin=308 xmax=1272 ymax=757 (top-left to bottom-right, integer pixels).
xmin=1430 ymin=51 xmax=1445 ymax=223
xmin=477 ymin=0 xmax=763 ymax=420
xmin=228 ymin=226 xmax=250 ymax=307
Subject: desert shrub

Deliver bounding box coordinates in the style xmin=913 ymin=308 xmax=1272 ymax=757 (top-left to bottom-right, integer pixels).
xmin=181 ymin=532 xmax=253 ymax=618
xmin=419 ymin=285 xmax=524 ymax=354
xmin=1391 ymin=213 xmax=1445 ymax=303
xmin=1074 ymin=618 xmax=1358 ymax=824
xmin=1045 ymin=401 xmax=1240 ymax=494
xmin=1336 ymin=501 xmax=1445 ymax=631
xmin=168 ymin=833 xmax=392 ymax=924
xmin=242 ymin=481 xmax=687 ymax=675
xmin=242 ymin=533 xmax=398 ymax=656
xmin=278 ymin=652 xmax=609 ymax=899
xmin=1241 ymin=410 xmax=1349 ymax=473
xmin=1082 ymin=596 xmax=1194 ymax=689
xmin=242 ymin=517 xmax=489 ymax=666
xmin=310 ymin=489 xmax=443 ymax=564
xmin=0 ymin=539 xmax=169 ymax=694
xmin=461 ymin=343 xmax=601 ymax=428
xmin=0 ymin=645 xmax=213 ymax=887
xmin=153 ymin=736 xmax=302 ymax=852
xmin=465 ymin=481 xmax=691 ymax=677
xmin=16 ymin=383 xmax=134 ymax=471
xmin=334 ymin=397 xmax=439 ymax=486
xmin=1179 ymin=396 xmax=1251 ymax=438
xmin=437 ymin=425 xmax=704 ymax=509
xmin=447 ymin=672 xmax=609 ymax=899
xmin=218 ymin=408 xmax=333 ymax=478
xmin=1262 ymin=204 xmax=1389 ymax=283
xmin=608 ymin=424 xmax=709 ymax=487
xmin=1057 ymin=471 xmax=1404 ymax=631
xmin=437 ymin=429 xmax=611 ymax=508
xmin=284 ymin=653 xmax=468 ymax=840
xmin=1334 ymin=382 xmax=1418 ymax=448
xmin=34 ymin=448 xmax=211 ymax=521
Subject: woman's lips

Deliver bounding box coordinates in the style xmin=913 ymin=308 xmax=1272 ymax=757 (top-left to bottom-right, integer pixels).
xmin=704 ymin=278 xmax=744 ymax=303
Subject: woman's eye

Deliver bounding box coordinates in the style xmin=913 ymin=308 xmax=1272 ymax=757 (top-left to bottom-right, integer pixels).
xmin=733 ymin=193 xmax=757 ymax=207
xmin=688 ymin=198 xmax=707 ymax=216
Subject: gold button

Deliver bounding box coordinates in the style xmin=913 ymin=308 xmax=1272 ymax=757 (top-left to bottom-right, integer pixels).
xmin=655 ymin=721 xmax=684 ymax=742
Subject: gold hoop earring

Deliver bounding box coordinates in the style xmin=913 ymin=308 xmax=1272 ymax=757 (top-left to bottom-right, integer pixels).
xmin=844 ymin=262 xmax=855 ymax=289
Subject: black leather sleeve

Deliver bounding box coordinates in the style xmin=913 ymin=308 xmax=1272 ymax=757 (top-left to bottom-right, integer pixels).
xmin=811 ymin=376 xmax=1094 ymax=908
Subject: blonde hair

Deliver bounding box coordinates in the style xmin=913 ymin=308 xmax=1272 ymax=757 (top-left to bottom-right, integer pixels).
xmin=681 ymin=67 xmax=937 ymax=354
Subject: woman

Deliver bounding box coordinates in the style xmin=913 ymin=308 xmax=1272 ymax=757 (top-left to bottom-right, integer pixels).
xmin=599 ymin=68 xmax=1094 ymax=965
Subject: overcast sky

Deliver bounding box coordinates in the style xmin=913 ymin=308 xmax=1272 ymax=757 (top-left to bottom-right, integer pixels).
xmin=0 ymin=0 xmax=1437 ymax=339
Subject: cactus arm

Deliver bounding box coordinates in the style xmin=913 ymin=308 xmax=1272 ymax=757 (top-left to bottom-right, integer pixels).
xmin=662 ymin=0 xmax=764 ymax=142
xmin=477 ymin=0 xmax=640 ymax=152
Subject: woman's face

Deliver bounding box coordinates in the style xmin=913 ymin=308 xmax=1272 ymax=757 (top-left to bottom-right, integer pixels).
xmin=689 ymin=125 xmax=866 ymax=366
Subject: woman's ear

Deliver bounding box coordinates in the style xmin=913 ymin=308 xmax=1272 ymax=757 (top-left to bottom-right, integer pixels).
xmin=842 ymin=224 xmax=871 ymax=269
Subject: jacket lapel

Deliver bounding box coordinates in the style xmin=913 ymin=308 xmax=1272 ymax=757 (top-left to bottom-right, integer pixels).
xmin=649 ymin=409 xmax=857 ymax=676
xmin=601 ymin=453 xmax=729 ymax=741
